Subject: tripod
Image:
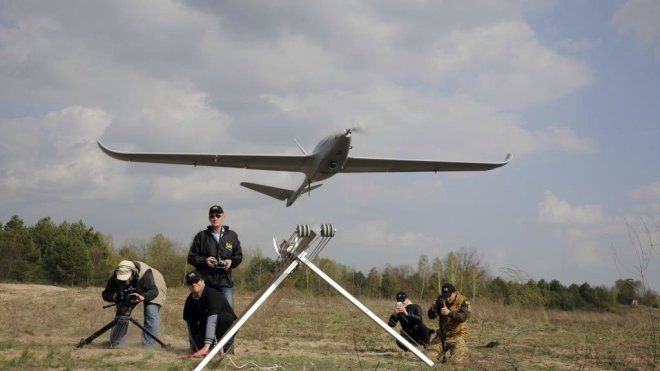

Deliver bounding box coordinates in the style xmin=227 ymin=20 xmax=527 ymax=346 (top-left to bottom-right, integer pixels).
xmin=77 ymin=301 xmax=168 ymax=349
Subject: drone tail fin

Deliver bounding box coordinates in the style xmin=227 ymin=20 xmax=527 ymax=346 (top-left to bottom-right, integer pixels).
xmin=241 ymin=181 xmax=323 ymax=206
xmin=241 ymin=182 xmax=293 ymax=201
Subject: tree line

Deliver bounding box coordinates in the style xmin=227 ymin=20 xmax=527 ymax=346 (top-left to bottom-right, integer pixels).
xmin=1 ymin=215 xmax=657 ymax=311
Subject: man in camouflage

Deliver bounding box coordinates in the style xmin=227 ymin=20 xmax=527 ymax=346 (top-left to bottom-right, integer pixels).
xmin=427 ymin=283 xmax=471 ymax=363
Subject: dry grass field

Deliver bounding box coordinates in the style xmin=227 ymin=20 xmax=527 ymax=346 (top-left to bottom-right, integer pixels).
xmin=0 ymin=283 xmax=657 ymax=370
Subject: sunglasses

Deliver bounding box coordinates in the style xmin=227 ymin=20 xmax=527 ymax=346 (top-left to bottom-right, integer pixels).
xmin=186 ymin=278 xmax=201 ymax=286
xmin=209 ymin=213 xmax=223 ymax=219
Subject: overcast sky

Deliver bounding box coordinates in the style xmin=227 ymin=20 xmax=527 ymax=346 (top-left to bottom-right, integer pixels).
xmin=1 ymin=0 xmax=659 ymax=290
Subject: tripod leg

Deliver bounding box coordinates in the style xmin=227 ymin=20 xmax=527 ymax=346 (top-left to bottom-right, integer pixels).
xmin=129 ymin=317 xmax=169 ymax=349
xmin=109 ymin=316 xmax=130 ymax=347
xmin=77 ymin=318 xmax=118 ymax=348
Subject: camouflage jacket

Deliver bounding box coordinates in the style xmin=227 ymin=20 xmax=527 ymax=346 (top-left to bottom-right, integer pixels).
xmin=428 ymin=292 xmax=471 ymax=337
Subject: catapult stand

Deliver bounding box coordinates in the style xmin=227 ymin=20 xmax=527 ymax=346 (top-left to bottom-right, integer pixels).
xmin=194 ymin=223 xmax=434 ymax=370
xmin=77 ymin=301 xmax=168 ymax=349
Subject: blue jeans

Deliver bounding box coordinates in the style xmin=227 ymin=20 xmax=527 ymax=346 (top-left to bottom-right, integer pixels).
xmin=142 ymin=303 xmax=161 ymax=347
xmin=217 ymin=287 xmax=234 ymax=309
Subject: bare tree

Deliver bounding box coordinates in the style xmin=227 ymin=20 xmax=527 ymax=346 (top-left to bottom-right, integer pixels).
xmin=445 ymin=252 xmax=459 ymax=288
xmin=614 ymin=219 xmax=658 ymax=362
xmin=456 ymin=247 xmax=483 ymax=295
xmin=614 ymin=219 xmax=656 ymax=290
xmin=417 ymin=254 xmax=430 ymax=299
xmin=432 ymin=257 xmax=443 ymax=296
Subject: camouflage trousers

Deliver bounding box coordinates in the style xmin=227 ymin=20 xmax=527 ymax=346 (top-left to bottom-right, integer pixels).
xmin=427 ymin=334 xmax=467 ymax=364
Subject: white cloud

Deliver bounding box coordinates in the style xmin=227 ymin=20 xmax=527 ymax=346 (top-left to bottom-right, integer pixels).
xmin=341 ymin=220 xmax=438 ymax=267
xmin=626 ymin=181 xmax=660 ymax=228
xmin=531 ymin=126 xmax=594 ymax=153
xmin=538 ymin=190 xmax=603 ymax=225
xmin=630 ymin=181 xmax=660 ymax=200
xmin=557 ymin=38 xmax=593 ymax=54
xmin=0 ymin=1 xmax=594 ymax=163
xmin=613 ymin=0 xmax=660 ymax=59
xmin=349 ymin=220 xmax=435 ymax=248
xmin=425 ymin=21 xmax=592 ymax=110
xmin=3 ymin=1 xmax=651 ymax=288
xmin=251 ymin=17 xmax=594 ymax=161
xmin=0 ymin=106 xmax=113 ymax=199
xmin=627 ymin=203 xmax=660 ymax=222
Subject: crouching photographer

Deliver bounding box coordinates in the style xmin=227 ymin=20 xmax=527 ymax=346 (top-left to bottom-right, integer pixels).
xmin=387 ymin=291 xmax=433 ymax=351
xmin=183 ymin=271 xmax=237 ymax=358
xmin=427 ymin=283 xmax=471 ymax=364
xmin=101 ymin=260 xmax=167 ymax=347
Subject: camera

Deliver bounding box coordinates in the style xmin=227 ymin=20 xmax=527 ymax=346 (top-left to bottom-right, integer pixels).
xmin=436 ymin=296 xmax=445 ymax=312
xmin=117 ymin=285 xmax=138 ymax=304
xmin=215 ymin=260 xmax=227 ymax=269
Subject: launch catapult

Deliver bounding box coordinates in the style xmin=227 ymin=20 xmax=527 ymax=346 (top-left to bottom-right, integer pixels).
xmin=194 ymin=223 xmax=434 ymax=370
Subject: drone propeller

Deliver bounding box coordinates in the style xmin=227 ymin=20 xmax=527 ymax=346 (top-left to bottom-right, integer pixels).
xmin=345 ymin=124 xmax=367 ymax=136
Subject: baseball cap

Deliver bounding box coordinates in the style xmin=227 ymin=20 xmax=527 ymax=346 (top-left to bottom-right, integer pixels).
xmin=116 ymin=260 xmax=136 ymax=281
xmin=395 ymin=291 xmax=407 ymax=302
xmin=441 ymin=283 xmax=456 ymax=299
xmin=185 ymin=271 xmax=203 ymax=285
xmin=209 ymin=204 xmax=224 ymax=215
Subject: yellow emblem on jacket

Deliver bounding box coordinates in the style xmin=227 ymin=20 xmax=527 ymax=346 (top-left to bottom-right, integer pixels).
xmin=224 ymin=242 xmax=233 ymax=250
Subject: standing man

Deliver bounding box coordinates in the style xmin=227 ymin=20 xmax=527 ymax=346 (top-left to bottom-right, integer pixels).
xmin=387 ymin=291 xmax=433 ymax=350
xmin=101 ymin=260 xmax=167 ymax=347
xmin=187 ymin=204 xmax=243 ymax=309
xmin=427 ymin=283 xmax=471 ymax=364
xmin=183 ymin=271 xmax=237 ymax=358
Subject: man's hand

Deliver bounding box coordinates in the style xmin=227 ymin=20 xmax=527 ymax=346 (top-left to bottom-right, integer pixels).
xmin=429 ymin=299 xmax=437 ymax=313
xmin=206 ymin=256 xmax=217 ymax=268
xmin=130 ymin=293 xmax=145 ymax=302
xmin=223 ymin=259 xmax=232 ymax=270
xmin=188 ymin=345 xmax=210 ymax=358
xmin=440 ymin=304 xmax=450 ymax=316
xmin=395 ymin=302 xmax=407 ymax=315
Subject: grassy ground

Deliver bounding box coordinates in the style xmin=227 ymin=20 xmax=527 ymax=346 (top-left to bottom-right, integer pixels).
xmin=0 ymin=283 xmax=657 ymax=370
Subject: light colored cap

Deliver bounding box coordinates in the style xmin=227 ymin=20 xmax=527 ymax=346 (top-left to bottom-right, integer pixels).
xmin=116 ymin=260 xmax=136 ymax=281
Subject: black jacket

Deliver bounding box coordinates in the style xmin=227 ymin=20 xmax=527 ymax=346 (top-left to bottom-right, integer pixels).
xmin=187 ymin=225 xmax=243 ymax=288
xmin=101 ymin=263 xmax=158 ymax=303
xmin=183 ymin=286 xmax=237 ymax=325
xmin=388 ymin=303 xmax=426 ymax=332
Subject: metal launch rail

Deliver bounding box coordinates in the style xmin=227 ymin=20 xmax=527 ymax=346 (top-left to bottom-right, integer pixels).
xmin=194 ymin=224 xmax=434 ymax=370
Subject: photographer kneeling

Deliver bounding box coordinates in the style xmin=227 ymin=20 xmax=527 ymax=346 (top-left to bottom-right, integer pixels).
xmin=183 ymin=271 xmax=237 ymax=358
xmin=387 ymin=291 xmax=433 ymax=351
xmin=427 ymin=283 xmax=470 ymax=364
xmin=101 ymin=260 xmax=167 ymax=347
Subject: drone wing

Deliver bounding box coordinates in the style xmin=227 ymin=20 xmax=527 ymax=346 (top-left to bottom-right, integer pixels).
xmin=97 ymin=141 xmax=308 ymax=172
xmin=341 ymin=153 xmax=511 ymax=173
